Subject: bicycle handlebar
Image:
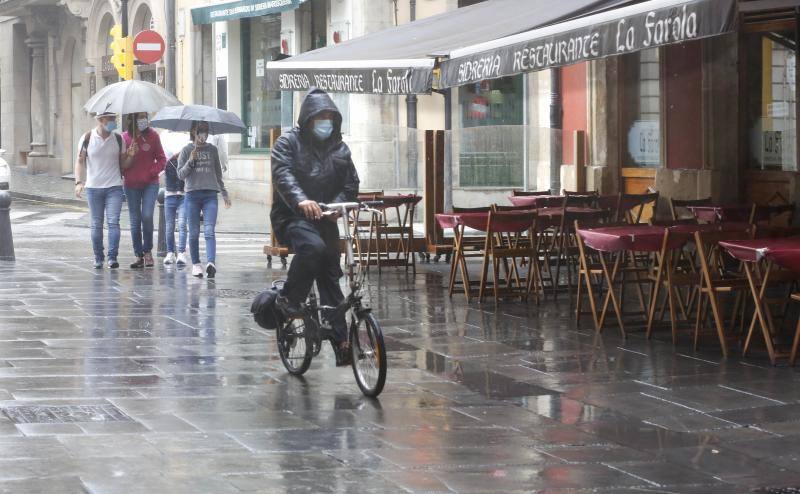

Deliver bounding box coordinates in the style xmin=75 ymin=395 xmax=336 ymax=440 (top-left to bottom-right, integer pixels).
xmin=319 ymin=201 xmax=384 ymax=217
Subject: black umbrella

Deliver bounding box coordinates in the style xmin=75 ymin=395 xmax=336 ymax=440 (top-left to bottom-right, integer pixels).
xmin=151 ymin=105 xmax=246 ymax=135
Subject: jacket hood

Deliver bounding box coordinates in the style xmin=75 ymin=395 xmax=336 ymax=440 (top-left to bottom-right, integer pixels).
xmin=297 ymin=88 xmax=343 ymax=142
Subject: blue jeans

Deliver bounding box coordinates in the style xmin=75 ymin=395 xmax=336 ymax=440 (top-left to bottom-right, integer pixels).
xmin=124 ymin=183 xmax=159 ymax=257
xmin=186 ymin=190 xmax=218 ymax=265
xmin=164 ymin=194 xmax=187 ymax=254
xmin=85 ymin=186 xmax=124 ymax=262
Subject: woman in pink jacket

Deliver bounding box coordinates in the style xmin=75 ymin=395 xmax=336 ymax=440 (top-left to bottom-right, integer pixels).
xmin=122 ymin=112 xmax=166 ymax=268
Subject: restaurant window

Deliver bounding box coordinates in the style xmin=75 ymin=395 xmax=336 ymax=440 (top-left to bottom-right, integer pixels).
xmin=620 ymin=48 xmax=661 ymax=167
xmin=744 ymin=29 xmax=797 ymax=171
xmin=242 ymin=16 xmax=282 ymax=151
xmin=458 ymin=76 xmax=524 ymax=187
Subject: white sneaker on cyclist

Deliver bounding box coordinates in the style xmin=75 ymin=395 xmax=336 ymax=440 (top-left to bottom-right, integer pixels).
xmin=191 ymin=264 xmax=203 ymax=277
xmin=163 ymin=252 xmax=175 ymax=265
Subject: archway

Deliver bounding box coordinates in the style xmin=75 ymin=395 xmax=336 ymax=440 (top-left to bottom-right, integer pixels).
xmin=97 ymin=12 xmax=118 ymax=87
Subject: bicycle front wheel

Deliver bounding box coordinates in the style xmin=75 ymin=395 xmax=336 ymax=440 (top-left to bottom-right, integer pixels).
xmin=277 ymin=317 xmax=313 ymax=376
xmin=350 ymin=313 xmax=387 ymax=397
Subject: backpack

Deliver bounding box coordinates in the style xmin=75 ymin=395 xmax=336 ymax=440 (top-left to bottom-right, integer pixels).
xmin=250 ymin=288 xmax=283 ymax=330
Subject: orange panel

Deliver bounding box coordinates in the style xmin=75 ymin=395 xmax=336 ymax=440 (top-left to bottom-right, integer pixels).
xmin=562 ymin=63 xmax=588 ymax=167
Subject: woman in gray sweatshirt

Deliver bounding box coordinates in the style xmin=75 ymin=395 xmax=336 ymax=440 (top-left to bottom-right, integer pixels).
xmin=177 ymin=121 xmax=232 ymax=278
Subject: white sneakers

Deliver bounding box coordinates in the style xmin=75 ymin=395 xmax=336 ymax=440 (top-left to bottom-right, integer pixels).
xmin=165 ymin=252 xmax=189 ymax=266
xmin=192 ymin=264 xmax=203 ymax=277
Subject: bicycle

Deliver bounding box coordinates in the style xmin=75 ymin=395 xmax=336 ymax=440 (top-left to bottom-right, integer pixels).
xmin=274 ymin=201 xmax=388 ymax=397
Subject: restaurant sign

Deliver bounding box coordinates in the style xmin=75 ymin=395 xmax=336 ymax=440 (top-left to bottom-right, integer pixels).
xmin=191 ymin=0 xmax=300 ymax=25
xmin=266 ymin=64 xmax=434 ymax=95
xmin=440 ymin=0 xmax=737 ymax=88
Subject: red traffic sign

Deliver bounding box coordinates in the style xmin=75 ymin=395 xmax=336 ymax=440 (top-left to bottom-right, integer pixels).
xmin=133 ymin=30 xmax=165 ymax=65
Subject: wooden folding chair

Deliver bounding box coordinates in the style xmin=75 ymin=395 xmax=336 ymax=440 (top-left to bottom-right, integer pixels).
xmin=617 ymin=191 xmax=659 ymax=224
xmin=512 ymin=189 xmax=552 ymax=196
xmin=574 ymin=211 xmax=618 ymax=331
xmin=669 ymin=197 xmax=712 ymax=221
xmin=477 ymin=211 xmax=538 ymax=304
xmin=693 ymin=229 xmax=754 ymax=357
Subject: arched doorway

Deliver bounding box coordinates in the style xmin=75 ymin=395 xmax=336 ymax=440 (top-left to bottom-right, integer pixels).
xmin=98 ymin=13 xmax=118 ymax=88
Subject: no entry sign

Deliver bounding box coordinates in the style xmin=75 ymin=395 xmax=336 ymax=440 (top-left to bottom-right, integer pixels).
xmin=133 ymin=30 xmax=165 ymax=65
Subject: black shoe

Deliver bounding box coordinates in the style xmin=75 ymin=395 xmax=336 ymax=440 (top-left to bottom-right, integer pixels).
xmin=130 ymin=257 xmax=144 ymax=269
xmin=108 ymin=259 xmax=119 ymax=269
xmin=275 ymin=295 xmax=303 ymax=319
xmin=335 ymin=341 xmax=352 ymax=367
xmin=206 ymin=263 xmax=216 ymax=279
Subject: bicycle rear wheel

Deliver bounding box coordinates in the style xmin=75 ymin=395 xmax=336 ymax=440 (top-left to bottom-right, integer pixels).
xmin=350 ymin=313 xmax=387 ymax=397
xmin=277 ymin=317 xmax=313 ymax=375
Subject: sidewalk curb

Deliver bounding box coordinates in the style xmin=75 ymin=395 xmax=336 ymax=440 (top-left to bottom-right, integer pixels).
xmin=11 ymin=191 xmax=87 ymax=208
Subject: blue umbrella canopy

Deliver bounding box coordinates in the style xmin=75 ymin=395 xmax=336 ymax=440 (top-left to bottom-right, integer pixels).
xmin=151 ymin=105 xmax=246 ymax=135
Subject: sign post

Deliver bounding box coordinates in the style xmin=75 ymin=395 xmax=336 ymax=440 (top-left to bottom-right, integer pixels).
xmin=133 ymin=30 xmax=166 ymax=65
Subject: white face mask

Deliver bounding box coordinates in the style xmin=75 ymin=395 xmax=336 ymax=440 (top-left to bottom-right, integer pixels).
xmin=136 ymin=118 xmax=149 ymax=132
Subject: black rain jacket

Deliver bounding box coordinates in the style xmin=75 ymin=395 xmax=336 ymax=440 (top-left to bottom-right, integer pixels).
xmin=270 ymin=88 xmax=360 ymax=242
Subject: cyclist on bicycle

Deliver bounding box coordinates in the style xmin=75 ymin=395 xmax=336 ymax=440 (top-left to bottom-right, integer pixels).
xmin=271 ymin=88 xmax=360 ymax=366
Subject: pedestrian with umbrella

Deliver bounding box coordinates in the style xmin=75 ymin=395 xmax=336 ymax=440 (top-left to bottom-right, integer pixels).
xmin=121 ymin=112 xmax=166 ymax=269
xmin=153 ymin=105 xmax=244 ymax=278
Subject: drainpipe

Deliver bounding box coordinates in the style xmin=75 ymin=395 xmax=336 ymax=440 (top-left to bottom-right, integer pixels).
xmin=165 ymin=0 xmax=176 ymax=94
xmin=406 ymin=0 xmax=418 ymax=189
xmin=549 ymin=67 xmax=562 ymax=195
xmin=121 ymin=0 xmax=129 ymax=36
xmin=444 ymin=88 xmax=452 ymax=211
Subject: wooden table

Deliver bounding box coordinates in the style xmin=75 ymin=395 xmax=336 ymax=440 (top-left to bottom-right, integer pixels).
xmin=719 ymin=236 xmax=800 ymax=364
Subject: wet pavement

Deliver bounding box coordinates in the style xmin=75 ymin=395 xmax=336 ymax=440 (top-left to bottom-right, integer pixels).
xmin=1 ymin=201 xmax=799 ymax=492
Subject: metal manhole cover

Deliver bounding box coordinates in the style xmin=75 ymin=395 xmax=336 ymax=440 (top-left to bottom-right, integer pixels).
xmin=211 ymin=289 xmax=263 ymax=299
xmin=2 ymin=404 xmax=134 ymax=424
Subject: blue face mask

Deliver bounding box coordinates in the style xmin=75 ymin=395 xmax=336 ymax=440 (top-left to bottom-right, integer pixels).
xmin=312 ymin=119 xmax=334 ymax=141
xmin=104 ymin=121 xmax=117 ymax=133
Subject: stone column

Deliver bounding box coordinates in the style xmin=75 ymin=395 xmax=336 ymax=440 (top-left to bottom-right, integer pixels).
xmin=26 ymin=35 xmax=48 ymax=157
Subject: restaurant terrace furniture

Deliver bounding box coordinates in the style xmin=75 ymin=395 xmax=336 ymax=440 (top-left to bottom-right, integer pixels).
xmin=688 ymin=204 xmax=756 ymax=224
xmin=551 ymin=207 xmax=610 ymax=297
xmin=575 ymin=224 xmax=676 ymax=336
xmin=512 ymin=189 xmax=552 ymax=197
xmin=692 ymin=229 xmax=755 ymax=357
xmin=753 ymin=203 xmax=796 ymax=228
xmin=360 ymin=194 xmax=422 ymax=274
xmin=436 ymin=210 xmax=538 ymax=303
xmin=437 ymin=211 xmax=492 ymax=300
xmin=477 ymin=210 xmax=539 ymax=304
xmin=718 ymin=236 xmax=800 ymax=365
xmin=353 ymin=191 xmax=384 ymax=266
xmin=617 ymin=191 xmax=659 ymax=224
xmin=669 ymin=197 xmax=712 ymax=221
xmin=508 ymin=195 xmax=566 ymax=209
xmin=645 ymin=222 xmax=752 ymax=348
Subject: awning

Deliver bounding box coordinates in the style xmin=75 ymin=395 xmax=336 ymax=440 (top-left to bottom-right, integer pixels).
xmin=266 ymin=0 xmax=631 ymax=94
xmin=191 ymin=0 xmax=301 ymax=25
xmin=440 ymin=0 xmax=738 ymax=88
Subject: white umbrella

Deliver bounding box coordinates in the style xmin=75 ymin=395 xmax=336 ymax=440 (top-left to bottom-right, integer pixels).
xmin=84 ymin=80 xmax=182 ymax=116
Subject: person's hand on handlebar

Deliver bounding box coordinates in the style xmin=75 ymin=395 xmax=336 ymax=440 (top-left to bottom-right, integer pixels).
xmin=298 ymin=200 xmax=323 ymax=220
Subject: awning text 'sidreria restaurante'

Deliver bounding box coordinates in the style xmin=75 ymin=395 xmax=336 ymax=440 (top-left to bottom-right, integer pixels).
xmin=439 ymin=0 xmax=737 ymax=88
xmin=265 ymin=0 xmax=633 ymax=95
xmin=265 ymin=0 xmax=741 ymax=95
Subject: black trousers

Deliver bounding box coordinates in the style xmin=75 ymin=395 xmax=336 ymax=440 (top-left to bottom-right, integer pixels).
xmin=279 ymin=219 xmax=347 ymax=342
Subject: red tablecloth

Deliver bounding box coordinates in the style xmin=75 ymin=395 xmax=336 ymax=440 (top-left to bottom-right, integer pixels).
xmin=719 ymin=237 xmax=800 ymax=270
xmin=509 ymin=195 xmax=564 ymax=208
xmin=688 ymin=205 xmax=752 ymax=223
xmin=435 ymin=212 xmax=535 ymax=233
xmin=577 ymin=225 xmax=687 ymax=253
